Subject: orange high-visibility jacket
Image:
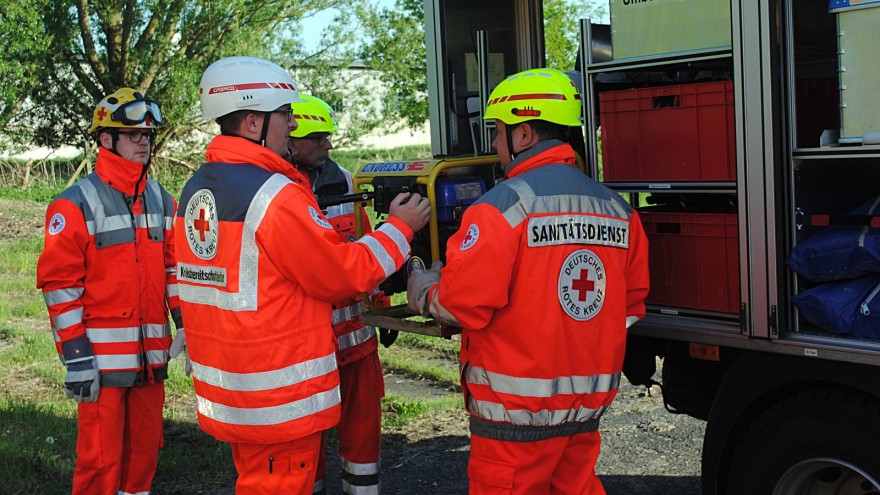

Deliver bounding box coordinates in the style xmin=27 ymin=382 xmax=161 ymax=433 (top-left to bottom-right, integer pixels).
xmin=175 ymin=136 xmax=414 ymax=445
xmin=37 ymin=147 xmax=180 ymax=386
xmin=426 ymin=141 xmax=650 ymax=441
xmin=312 ymin=160 xmax=383 ymax=366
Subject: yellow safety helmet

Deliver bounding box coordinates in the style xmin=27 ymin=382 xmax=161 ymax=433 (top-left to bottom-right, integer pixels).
xmin=483 ymin=68 xmax=582 ymax=127
xmin=89 ymin=87 xmax=163 ymax=134
xmin=290 ymin=94 xmax=340 ymax=138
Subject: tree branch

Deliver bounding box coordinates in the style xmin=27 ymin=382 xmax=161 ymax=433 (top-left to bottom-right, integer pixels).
xmin=139 ymin=2 xmax=184 ymax=92
xmin=120 ymin=0 xmax=137 ymax=81
xmin=62 ymin=49 xmax=104 ymax=101
xmin=75 ymin=0 xmax=110 ymax=90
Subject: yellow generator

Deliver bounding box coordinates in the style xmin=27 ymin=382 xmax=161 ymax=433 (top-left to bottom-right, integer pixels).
xmin=343 ymin=155 xmax=503 ymax=337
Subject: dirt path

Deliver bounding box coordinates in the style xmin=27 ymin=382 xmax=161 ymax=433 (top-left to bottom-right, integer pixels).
xmin=0 ymin=198 xmax=45 ymax=242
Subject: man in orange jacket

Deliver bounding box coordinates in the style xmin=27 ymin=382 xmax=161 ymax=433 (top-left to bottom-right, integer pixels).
xmin=36 ymin=88 xmax=184 ymax=495
xmin=175 ymin=57 xmax=430 ymax=495
xmin=289 ymin=94 xmax=389 ymax=495
xmin=408 ymin=68 xmax=650 ymax=494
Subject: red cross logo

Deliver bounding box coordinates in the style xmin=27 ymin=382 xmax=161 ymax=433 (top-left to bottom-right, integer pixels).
xmin=460 ymin=224 xmax=479 ymax=250
xmin=97 ymin=107 xmax=108 ymax=121
xmin=193 ymin=208 xmax=210 ymax=241
xmin=572 ymin=268 xmax=595 ymax=302
xmin=51 ymin=216 xmax=63 ymax=230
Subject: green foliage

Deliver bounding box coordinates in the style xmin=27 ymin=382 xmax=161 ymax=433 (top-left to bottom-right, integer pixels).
xmin=382 ymin=394 xmax=461 ymax=428
xmin=359 ymin=0 xmax=428 ymax=131
xmin=544 ymin=0 xmax=607 ymax=71
xmin=2 ymin=0 xmax=371 ymax=153
xmin=0 ymin=0 xmax=54 ymax=137
xmin=332 ymin=143 xmax=432 ymax=174
xmin=0 ymin=399 xmax=77 ymax=495
xmin=379 ymin=338 xmax=461 ymax=388
xmin=0 ymin=235 xmax=46 ymax=328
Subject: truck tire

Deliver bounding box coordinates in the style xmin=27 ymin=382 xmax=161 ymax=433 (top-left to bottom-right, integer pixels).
xmin=726 ymin=389 xmax=880 ymax=495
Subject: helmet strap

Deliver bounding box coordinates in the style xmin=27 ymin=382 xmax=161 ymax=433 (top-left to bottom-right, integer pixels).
xmin=259 ymin=111 xmax=272 ymax=148
xmin=505 ymin=124 xmax=517 ymax=162
xmin=110 ymin=131 xmax=121 ymax=156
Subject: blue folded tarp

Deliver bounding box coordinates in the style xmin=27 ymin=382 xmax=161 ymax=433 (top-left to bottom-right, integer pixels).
xmin=792 ymin=274 xmax=880 ymax=340
xmin=787 ymin=196 xmax=880 ymax=281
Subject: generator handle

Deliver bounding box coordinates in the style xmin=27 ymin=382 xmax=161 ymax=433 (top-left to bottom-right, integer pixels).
xmin=317 ymin=192 xmax=374 ymax=209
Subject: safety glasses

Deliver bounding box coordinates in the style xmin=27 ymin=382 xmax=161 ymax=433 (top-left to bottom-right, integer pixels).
xmin=111 ymin=99 xmax=164 ymax=127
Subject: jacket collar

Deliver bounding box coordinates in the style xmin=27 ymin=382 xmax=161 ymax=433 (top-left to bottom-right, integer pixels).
xmin=310 ymin=158 xmax=347 ymax=193
xmin=505 ymin=139 xmax=577 ymax=178
xmin=95 ymin=146 xmax=149 ymax=196
xmin=205 ymin=135 xmax=308 ymax=185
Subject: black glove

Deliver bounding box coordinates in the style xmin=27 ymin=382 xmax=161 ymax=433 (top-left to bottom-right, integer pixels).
xmin=62 ymin=335 xmax=100 ymax=403
xmin=379 ymin=328 xmax=399 ymax=348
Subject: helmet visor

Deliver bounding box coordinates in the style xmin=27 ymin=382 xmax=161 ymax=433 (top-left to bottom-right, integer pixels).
xmin=111 ymin=99 xmax=164 ymax=127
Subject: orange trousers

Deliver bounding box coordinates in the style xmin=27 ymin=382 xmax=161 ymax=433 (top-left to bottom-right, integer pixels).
xmin=468 ymin=430 xmax=605 ymax=495
xmin=72 ymin=381 xmax=165 ymax=495
xmin=315 ymin=351 xmax=384 ymax=493
xmin=232 ymin=431 xmax=323 ymax=495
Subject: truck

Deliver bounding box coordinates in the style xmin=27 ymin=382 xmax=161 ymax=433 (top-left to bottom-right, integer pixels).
xmin=350 ymin=0 xmax=880 ymax=493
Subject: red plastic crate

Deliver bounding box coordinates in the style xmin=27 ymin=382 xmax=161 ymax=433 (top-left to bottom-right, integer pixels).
xmin=640 ymin=211 xmax=740 ymax=313
xmin=600 ymin=81 xmax=736 ymax=182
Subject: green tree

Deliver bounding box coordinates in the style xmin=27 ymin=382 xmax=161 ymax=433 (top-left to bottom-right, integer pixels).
xmin=1 ymin=0 xmax=368 ymax=153
xmin=358 ymin=0 xmax=606 ymax=136
xmin=359 ymin=0 xmax=428 ymax=132
xmin=286 ymin=6 xmax=387 ymax=148
xmin=0 ymin=1 xmax=55 ymax=135
xmin=544 ymin=0 xmax=607 ymax=71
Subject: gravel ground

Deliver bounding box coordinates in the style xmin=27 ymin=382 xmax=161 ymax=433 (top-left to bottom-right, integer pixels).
xmin=324 ymin=363 xmax=705 ymax=495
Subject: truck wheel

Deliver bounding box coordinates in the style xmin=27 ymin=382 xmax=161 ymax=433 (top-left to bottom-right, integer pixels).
xmin=726 ymin=389 xmax=880 ymax=495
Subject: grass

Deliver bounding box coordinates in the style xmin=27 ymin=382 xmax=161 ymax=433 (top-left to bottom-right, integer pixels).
xmin=0 ymin=144 xmax=461 ymax=494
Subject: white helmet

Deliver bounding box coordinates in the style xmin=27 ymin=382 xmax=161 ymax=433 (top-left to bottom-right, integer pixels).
xmin=199 ymin=56 xmax=302 ymax=120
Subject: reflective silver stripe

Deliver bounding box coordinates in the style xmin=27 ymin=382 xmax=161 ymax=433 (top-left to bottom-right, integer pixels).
xmin=179 ymin=174 xmax=290 ymax=311
xmin=95 ymin=353 xmax=141 ymax=370
xmin=342 ymin=458 xmax=379 ymax=475
xmin=337 ymin=325 xmax=375 ymax=351
xmin=145 ymin=349 xmax=167 ymax=364
xmin=135 ymin=213 xmax=166 ymax=229
xmin=501 ymin=178 xmax=631 ymax=229
xmin=166 ymin=283 xmax=179 ymax=298
xmin=375 ymin=222 xmax=409 ymax=259
xmin=78 ymin=180 xmax=109 ymax=235
xmin=468 ymin=396 xmax=610 ymax=426
xmin=86 ymin=214 xmax=132 ymax=235
xmin=428 ymin=296 xmax=460 ymax=327
xmin=52 ymin=307 xmax=83 ymax=331
xmin=43 ymin=287 xmax=83 ymax=306
xmin=119 ymin=490 xmax=150 ymax=495
xmin=192 ymin=352 xmax=337 ymax=392
xmin=464 ymin=365 xmax=620 ymax=398
xmin=342 ymin=481 xmax=379 ymax=495
xmin=356 ymin=236 xmax=396 ymax=278
xmin=195 ymin=386 xmax=341 ymax=426
xmin=143 ymin=323 xmax=169 ymax=339
xmin=325 ymin=201 xmax=354 ymax=219
xmin=313 ymin=478 xmax=326 ymax=494
xmin=332 ymin=301 xmax=364 ymax=325
xmin=86 ymin=326 xmax=140 ymax=343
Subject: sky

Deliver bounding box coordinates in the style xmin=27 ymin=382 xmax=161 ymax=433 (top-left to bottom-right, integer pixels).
xmin=300 ymin=0 xmax=397 ymax=52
